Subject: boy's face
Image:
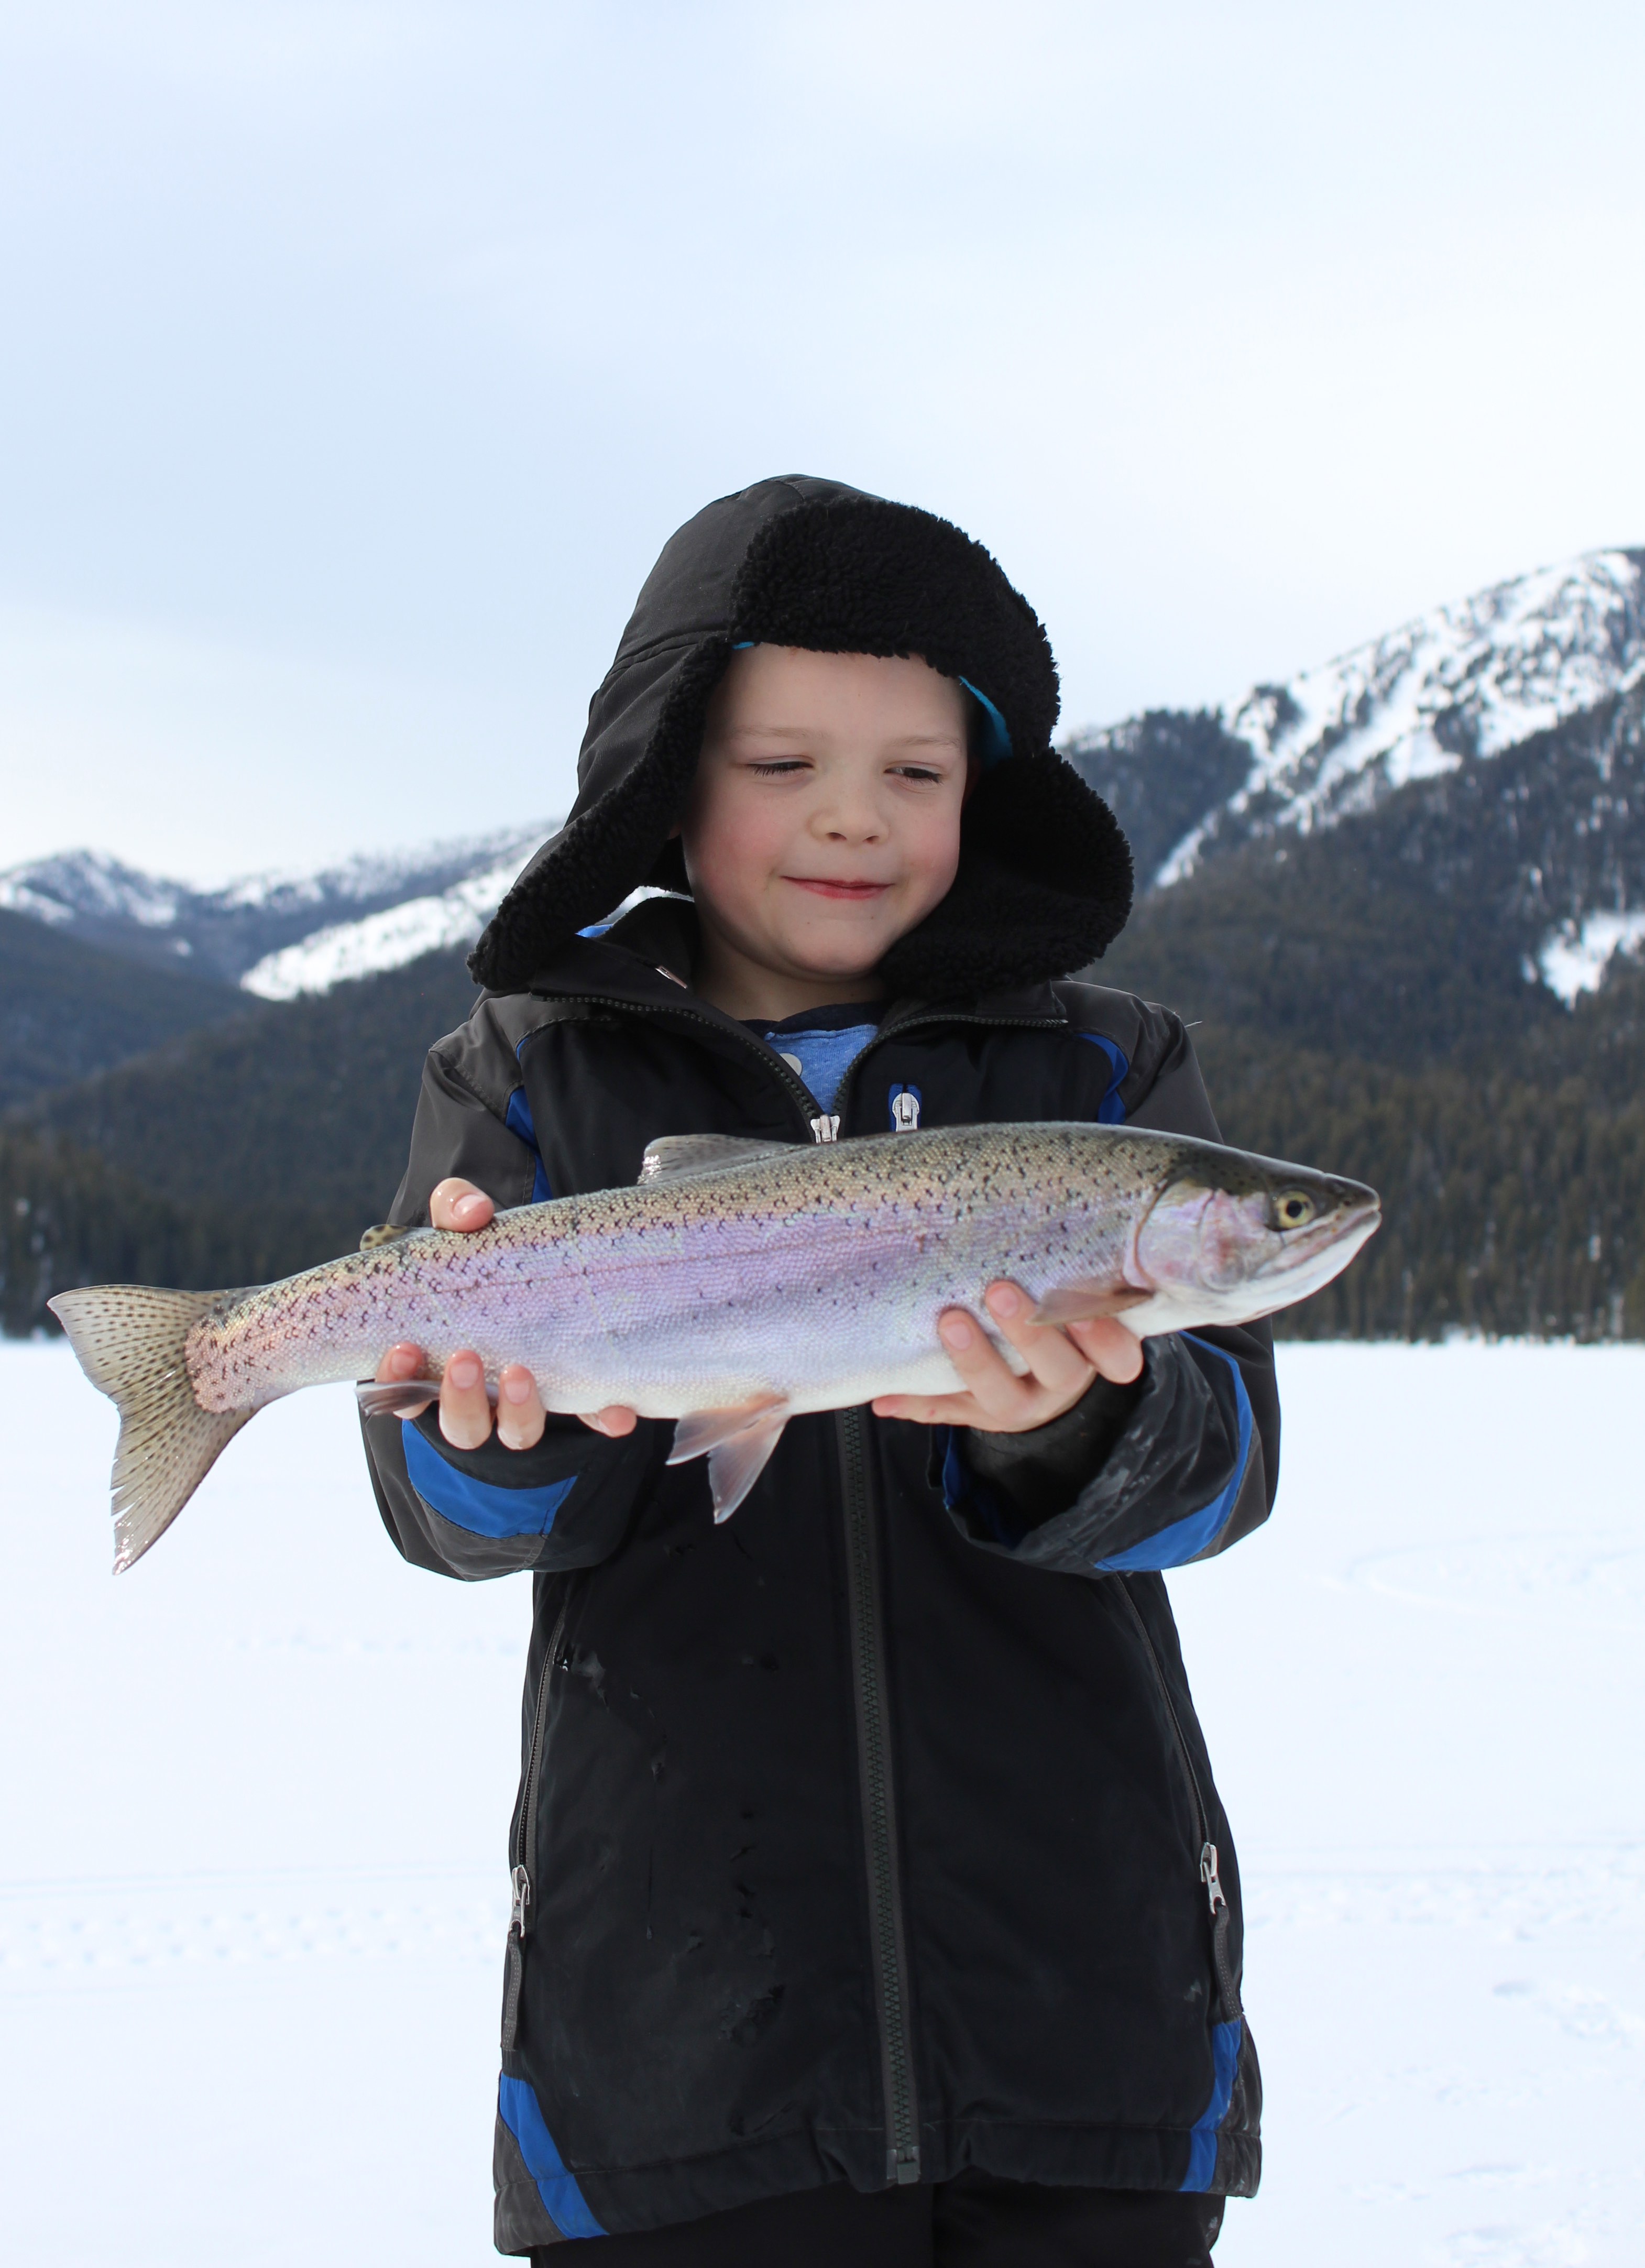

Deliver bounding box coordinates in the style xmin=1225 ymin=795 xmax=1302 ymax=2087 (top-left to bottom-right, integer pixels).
xmin=679 ymin=644 xmax=971 ymax=993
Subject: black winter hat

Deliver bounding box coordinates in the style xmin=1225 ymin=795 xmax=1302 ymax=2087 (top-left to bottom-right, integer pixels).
xmin=469 ymin=475 xmax=1132 ymax=995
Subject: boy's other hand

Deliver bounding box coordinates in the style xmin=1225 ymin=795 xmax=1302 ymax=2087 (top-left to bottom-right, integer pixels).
xmin=371 ymin=1178 xmax=638 ymax=1448
xmin=871 ymin=1279 xmax=1144 ymax=1433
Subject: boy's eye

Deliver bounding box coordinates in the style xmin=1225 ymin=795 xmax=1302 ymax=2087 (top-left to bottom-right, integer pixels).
xmin=890 ymin=765 xmax=947 ymax=785
xmin=745 ymin=759 xmax=813 ymax=777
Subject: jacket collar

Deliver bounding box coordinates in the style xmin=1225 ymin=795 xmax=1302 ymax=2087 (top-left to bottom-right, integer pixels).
xmin=506 ymin=895 xmax=1070 ymax=1036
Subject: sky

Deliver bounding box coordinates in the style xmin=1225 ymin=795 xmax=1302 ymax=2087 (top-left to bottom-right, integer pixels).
xmin=4 ymin=0 xmax=1645 ymax=884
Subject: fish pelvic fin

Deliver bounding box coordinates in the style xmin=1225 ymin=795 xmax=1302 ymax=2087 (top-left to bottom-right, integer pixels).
xmin=706 ymin=1418 xmax=788 ymax=1522
xmin=666 ymin=1394 xmax=789 ymax=1523
xmin=1030 ymin=1282 xmax=1150 ymax=1328
xmin=47 ymin=1285 xmax=253 ymax=1573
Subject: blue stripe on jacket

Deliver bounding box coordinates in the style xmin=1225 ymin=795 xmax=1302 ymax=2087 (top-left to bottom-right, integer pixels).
xmin=498 ymin=2075 xmax=605 ymax=2238
xmin=1074 ymin=1031 xmax=1129 ymax=1124
xmin=1092 ymin=1336 xmax=1253 ymax=1572
xmin=505 ymin=1083 xmax=552 ymax=1203
xmin=402 ymin=1423 xmax=576 ymax=1539
xmin=1180 ymin=2018 xmax=1243 ymax=2191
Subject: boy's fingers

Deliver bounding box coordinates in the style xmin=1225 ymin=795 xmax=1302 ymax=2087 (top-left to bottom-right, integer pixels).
xmin=374 ymin=1340 xmax=435 ymax=1414
xmin=1063 ymin=1314 xmax=1145 ymax=1385
xmin=872 ymin=1388 xmax=992 ymax=1426
xmin=578 ymin=1406 xmax=639 ymax=1437
xmin=981 ymin=1282 xmax=1097 ymax=1399
xmin=497 ymin=1364 xmax=547 ymax=1452
xmin=929 ymin=1306 xmax=1046 ymax=1428
xmin=431 ymin=1178 xmax=495 ymax=1233
xmin=439 ymin=1346 xmax=494 ymax=1450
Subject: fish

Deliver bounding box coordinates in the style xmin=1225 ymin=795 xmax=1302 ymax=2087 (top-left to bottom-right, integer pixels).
xmin=48 ymin=1122 xmax=1379 ymax=1570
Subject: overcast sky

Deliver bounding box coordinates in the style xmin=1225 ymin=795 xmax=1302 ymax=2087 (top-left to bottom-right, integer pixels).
xmin=4 ymin=1 xmax=1644 ymax=883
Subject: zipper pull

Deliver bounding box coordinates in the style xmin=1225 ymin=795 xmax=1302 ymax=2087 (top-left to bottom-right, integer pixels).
xmin=890 ymin=1086 xmax=921 ymax=1132
xmin=510 ymin=1862 xmax=532 ymax=1940
xmin=810 ymin=1114 xmax=840 ymax=1143
xmin=1200 ymin=1841 xmax=1226 ymax=1915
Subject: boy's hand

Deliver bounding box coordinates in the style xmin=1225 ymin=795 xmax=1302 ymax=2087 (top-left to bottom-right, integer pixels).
xmin=871 ymin=1279 xmax=1143 ymax=1433
xmin=371 ymin=1177 xmax=639 ymax=1449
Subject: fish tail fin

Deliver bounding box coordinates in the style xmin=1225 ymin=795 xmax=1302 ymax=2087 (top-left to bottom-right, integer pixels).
xmin=48 ymin=1286 xmax=253 ymax=1572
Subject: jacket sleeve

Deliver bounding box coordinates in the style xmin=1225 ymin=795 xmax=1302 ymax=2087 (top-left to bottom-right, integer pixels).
xmin=359 ymin=1006 xmax=668 ymax=1583
xmin=940 ymin=1002 xmax=1279 ymax=1577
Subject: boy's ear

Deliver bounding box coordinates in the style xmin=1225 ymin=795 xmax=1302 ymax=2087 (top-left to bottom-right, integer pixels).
xmin=961 ymin=749 xmax=982 ymax=805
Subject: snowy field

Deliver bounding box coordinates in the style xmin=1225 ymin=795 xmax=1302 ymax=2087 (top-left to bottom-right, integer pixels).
xmin=2 ymin=1340 xmax=1639 ymax=2266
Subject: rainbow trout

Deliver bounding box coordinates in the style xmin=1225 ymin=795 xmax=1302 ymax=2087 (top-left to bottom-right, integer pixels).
xmin=49 ymin=1122 xmax=1378 ymax=1570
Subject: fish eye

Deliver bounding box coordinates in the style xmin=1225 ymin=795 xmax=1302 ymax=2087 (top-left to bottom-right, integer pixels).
xmin=1273 ymin=1190 xmax=1317 ymax=1231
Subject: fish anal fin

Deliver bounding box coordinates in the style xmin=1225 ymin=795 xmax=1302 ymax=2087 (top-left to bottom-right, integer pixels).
xmin=638 ymin=1134 xmax=796 ymax=1185
xmin=666 ymin=1392 xmax=788 ymax=1465
xmin=1030 ymin=1281 xmax=1150 ymax=1328
xmin=706 ymin=1415 xmax=788 ymax=1524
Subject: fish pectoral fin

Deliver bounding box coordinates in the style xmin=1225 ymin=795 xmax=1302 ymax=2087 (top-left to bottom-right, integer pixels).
xmin=1030 ymin=1282 xmax=1151 ymax=1327
xmin=638 ymin=1133 xmax=796 ymax=1184
xmin=355 ymin=1378 xmax=438 ymax=1418
xmin=706 ymin=1415 xmax=788 ymax=1524
xmin=666 ymin=1393 xmax=789 ymax=1464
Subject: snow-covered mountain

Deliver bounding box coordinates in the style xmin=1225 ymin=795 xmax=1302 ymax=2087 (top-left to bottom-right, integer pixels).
xmin=1067 ymin=545 xmax=1645 ymax=1000
xmin=238 ymin=852 xmax=536 ymax=1000
xmin=0 ymin=826 xmax=551 ymax=989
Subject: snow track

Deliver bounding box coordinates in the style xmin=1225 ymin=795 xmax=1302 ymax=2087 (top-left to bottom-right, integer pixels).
xmin=2 ymin=1341 xmax=1639 ymax=2265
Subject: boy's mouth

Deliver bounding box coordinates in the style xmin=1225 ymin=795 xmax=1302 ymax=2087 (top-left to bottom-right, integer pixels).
xmin=782 ymin=876 xmax=892 ymax=901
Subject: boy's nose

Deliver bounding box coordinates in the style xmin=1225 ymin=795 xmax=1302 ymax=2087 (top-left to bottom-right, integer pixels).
xmin=811 ymin=794 xmax=886 ymax=843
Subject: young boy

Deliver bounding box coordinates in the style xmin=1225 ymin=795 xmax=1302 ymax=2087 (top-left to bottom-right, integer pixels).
xmin=361 ymin=477 xmax=1276 ymax=2265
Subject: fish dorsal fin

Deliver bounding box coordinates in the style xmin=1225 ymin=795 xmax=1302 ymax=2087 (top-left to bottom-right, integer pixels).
xmin=638 ymin=1133 xmax=796 ymax=1185
xmin=359 ymin=1222 xmax=413 ymax=1250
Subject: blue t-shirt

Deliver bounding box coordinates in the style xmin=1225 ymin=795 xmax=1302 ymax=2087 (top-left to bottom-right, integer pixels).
xmin=743 ymin=1003 xmax=881 ymax=1114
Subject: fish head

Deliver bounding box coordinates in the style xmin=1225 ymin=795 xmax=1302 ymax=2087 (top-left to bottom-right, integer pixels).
xmin=1132 ymin=1149 xmax=1380 ymax=1325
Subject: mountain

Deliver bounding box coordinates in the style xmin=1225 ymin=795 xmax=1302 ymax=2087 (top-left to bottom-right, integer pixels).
xmin=3 ymin=948 xmax=481 ymax=1331
xmin=8 ymin=545 xmax=1645 ymax=1342
xmin=0 ymin=907 xmax=248 ymax=1113
xmin=0 ymin=825 xmax=550 ymax=989
xmin=1066 ymin=545 xmax=1645 ymax=1003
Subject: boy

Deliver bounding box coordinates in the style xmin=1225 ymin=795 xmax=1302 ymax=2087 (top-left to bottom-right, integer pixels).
xmin=361 ymin=477 xmax=1275 ymax=2264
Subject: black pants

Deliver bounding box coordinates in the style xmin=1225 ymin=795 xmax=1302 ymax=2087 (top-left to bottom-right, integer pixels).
xmin=530 ymin=2174 xmax=1223 ymax=2265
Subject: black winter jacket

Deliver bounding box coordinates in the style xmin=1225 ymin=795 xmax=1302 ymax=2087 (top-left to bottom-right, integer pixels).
xmin=360 ymin=478 xmax=1276 ymax=2248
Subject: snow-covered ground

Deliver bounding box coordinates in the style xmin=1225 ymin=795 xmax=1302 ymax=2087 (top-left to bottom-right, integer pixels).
xmin=2 ymin=1341 xmax=1639 ymax=2265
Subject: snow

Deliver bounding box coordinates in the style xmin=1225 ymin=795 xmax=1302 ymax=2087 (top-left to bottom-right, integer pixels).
xmin=0 ymin=847 xmax=192 ymax=930
xmin=1535 ymin=911 xmax=1645 ymax=1005
xmin=0 ymin=826 xmax=550 ymax=981
xmin=3 ymin=1339 xmax=1640 ymax=2265
xmin=239 ymin=858 xmax=525 ymax=999
xmin=1152 ymin=547 xmax=1645 ymax=885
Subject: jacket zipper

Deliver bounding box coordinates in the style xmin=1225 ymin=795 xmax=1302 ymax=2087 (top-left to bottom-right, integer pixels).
xmin=534 ymin=992 xmax=1066 ymax=1141
xmin=517 ymin=991 xmax=1059 ymax=2147
xmin=1113 ymin=1579 xmax=1243 ymax=2024
xmin=837 ymin=1406 xmax=922 ymax=2185
xmin=501 ymin=1582 xmax=576 ymax=2055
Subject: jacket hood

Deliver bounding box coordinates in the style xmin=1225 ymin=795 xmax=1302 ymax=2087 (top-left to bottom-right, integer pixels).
xmin=469 ymin=474 xmax=1133 ymax=995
